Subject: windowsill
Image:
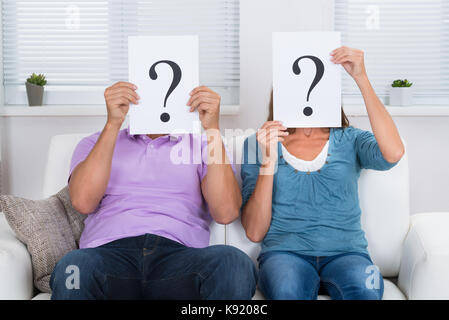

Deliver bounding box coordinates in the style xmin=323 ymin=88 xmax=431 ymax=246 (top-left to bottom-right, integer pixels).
xmin=0 ymin=104 xmax=448 ymax=117
xmin=344 ymin=105 xmax=449 ymax=117
xmin=0 ymin=104 xmax=241 ymax=117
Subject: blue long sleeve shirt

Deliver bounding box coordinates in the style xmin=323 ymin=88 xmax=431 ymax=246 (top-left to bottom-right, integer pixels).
xmin=241 ymin=127 xmax=398 ymax=258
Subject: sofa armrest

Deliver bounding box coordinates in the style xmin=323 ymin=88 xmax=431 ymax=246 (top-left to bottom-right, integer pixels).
xmin=0 ymin=213 xmax=34 ymax=300
xmin=398 ymin=212 xmax=449 ymax=300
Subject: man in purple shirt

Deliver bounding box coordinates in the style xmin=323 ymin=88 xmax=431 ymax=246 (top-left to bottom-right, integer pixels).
xmin=50 ymin=82 xmax=256 ymax=300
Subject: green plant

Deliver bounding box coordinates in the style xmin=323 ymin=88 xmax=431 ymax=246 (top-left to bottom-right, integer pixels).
xmin=26 ymin=73 xmax=47 ymax=86
xmin=391 ymin=79 xmax=413 ymax=88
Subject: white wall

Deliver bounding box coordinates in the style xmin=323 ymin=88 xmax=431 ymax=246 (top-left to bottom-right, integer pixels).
xmin=0 ymin=0 xmax=448 ymax=214
xmin=0 ymin=116 xmax=108 ymax=198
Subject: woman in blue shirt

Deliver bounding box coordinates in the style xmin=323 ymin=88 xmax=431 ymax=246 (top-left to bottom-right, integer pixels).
xmin=241 ymin=47 xmax=404 ymax=300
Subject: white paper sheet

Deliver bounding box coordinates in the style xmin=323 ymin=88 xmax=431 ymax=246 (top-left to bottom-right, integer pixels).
xmin=273 ymin=32 xmax=342 ymax=128
xmin=128 ymin=36 xmax=199 ymax=134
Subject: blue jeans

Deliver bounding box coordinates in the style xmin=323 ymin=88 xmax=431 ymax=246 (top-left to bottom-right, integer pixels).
xmin=258 ymin=251 xmax=383 ymax=300
xmin=50 ymin=233 xmax=257 ymax=300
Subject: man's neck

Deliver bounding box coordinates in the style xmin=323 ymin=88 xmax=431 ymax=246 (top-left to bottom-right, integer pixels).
xmin=146 ymin=134 xmax=168 ymax=140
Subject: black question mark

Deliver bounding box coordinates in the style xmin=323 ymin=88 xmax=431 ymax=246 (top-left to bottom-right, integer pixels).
xmin=149 ymin=60 xmax=182 ymax=123
xmin=292 ymin=55 xmax=325 ymax=117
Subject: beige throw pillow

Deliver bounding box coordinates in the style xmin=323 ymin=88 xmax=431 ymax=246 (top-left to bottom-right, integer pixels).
xmin=0 ymin=186 xmax=85 ymax=293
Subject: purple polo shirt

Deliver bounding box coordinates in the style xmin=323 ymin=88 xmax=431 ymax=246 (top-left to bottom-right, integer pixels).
xmin=70 ymin=128 xmax=229 ymax=249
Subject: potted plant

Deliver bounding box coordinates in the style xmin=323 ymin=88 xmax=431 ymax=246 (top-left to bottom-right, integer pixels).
xmin=389 ymin=79 xmax=413 ymax=106
xmin=26 ymin=73 xmax=47 ymax=106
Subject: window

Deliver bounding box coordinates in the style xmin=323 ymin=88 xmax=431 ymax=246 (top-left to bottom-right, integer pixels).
xmin=335 ymin=0 xmax=449 ymax=105
xmin=2 ymin=0 xmax=240 ymax=105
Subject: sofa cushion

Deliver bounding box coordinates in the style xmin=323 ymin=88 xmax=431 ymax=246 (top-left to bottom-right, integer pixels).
xmin=0 ymin=186 xmax=84 ymax=293
xmin=56 ymin=187 xmax=86 ymax=247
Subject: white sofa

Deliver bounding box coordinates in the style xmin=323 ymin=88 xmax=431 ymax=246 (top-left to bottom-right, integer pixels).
xmin=0 ymin=133 xmax=449 ymax=300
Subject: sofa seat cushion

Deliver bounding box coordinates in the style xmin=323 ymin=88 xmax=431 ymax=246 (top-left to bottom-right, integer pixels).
xmin=251 ymin=279 xmax=405 ymax=300
xmin=32 ymin=293 xmax=51 ymax=300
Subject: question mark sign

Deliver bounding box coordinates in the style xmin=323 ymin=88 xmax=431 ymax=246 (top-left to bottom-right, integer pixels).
xmin=292 ymin=55 xmax=325 ymax=117
xmin=149 ymin=60 xmax=182 ymax=123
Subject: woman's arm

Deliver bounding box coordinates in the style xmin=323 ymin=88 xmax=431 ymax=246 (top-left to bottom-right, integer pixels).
xmin=241 ymin=121 xmax=288 ymax=242
xmin=241 ymin=171 xmax=275 ymax=242
xmin=331 ymin=47 xmax=405 ymax=163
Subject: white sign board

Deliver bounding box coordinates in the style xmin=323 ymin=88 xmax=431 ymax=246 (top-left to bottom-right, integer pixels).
xmin=273 ymin=32 xmax=341 ymax=128
xmin=128 ymin=36 xmax=199 ymax=134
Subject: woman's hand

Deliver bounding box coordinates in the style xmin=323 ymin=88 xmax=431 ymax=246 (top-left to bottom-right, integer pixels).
xmin=257 ymin=121 xmax=288 ymax=173
xmin=187 ymin=86 xmax=221 ymax=130
xmin=331 ymin=46 xmax=367 ymax=81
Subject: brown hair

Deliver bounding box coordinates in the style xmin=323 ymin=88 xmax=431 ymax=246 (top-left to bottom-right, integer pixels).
xmin=267 ymin=90 xmax=349 ymax=134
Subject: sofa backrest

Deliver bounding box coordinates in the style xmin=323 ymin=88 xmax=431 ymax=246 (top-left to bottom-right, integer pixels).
xmin=224 ymin=135 xmax=410 ymax=278
xmin=44 ymin=132 xmax=410 ymax=277
xmin=43 ymin=134 xmax=89 ymax=199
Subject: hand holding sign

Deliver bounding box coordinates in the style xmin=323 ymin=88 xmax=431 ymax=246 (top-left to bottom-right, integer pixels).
xmin=104 ymin=81 xmax=139 ymax=128
xmin=187 ymin=86 xmax=221 ymax=130
xmin=330 ymin=46 xmax=367 ymax=81
xmin=273 ymin=32 xmax=342 ymax=128
xmin=129 ymin=36 xmax=199 ymax=134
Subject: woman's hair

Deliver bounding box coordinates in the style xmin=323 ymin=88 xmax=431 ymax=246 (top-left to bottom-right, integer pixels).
xmin=267 ymin=90 xmax=349 ymax=133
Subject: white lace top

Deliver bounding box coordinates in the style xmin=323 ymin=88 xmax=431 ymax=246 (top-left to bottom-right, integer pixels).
xmin=281 ymin=141 xmax=329 ymax=172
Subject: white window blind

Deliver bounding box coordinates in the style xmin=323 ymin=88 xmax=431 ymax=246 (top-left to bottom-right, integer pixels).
xmin=335 ymin=0 xmax=449 ymax=105
xmin=2 ymin=0 xmax=240 ymax=105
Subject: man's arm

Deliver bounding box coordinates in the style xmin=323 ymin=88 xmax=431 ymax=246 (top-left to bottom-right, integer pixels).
xmin=69 ymin=82 xmax=139 ymax=214
xmin=188 ymin=86 xmax=241 ymax=224
xmin=202 ymin=131 xmax=242 ymax=224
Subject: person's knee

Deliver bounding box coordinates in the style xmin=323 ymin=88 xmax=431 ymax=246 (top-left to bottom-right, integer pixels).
xmin=50 ymin=249 xmax=104 ymax=299
xmin=345 ymin=264 xmax=384 ymax=300
xmin=259 ymin=274 xmax=315 ymax=300
xmin=328 ymin=278 xmax=384 ymax=300
xmin=207 ymin=245 xmax=257 ymax=299
xmin=258 ymin=253 xmax=318 ymax=300
xmin=264 ymin=282 xmax=301 ymax=300
xmin=344 ymin=285 xmax=383 ymax=300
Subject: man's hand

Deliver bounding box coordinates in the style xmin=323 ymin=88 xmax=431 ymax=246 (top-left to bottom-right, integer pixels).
xmin=187 ymin=86 xmax=221 ymax=130
xmin=104 ymin=81 xmax=139 ymax=128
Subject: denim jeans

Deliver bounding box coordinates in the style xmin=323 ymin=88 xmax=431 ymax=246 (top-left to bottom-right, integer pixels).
xmin=50 ymin=233 xmax=257 ymax=300
xmin=258 ymin=251 xmax=383 ymax=300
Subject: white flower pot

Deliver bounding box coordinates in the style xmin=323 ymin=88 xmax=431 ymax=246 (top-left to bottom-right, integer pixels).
xmin=389 ymin=87 xmax=413 ymax=106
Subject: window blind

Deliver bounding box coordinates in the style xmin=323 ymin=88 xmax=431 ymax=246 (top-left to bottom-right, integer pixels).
xmin=335 ymin=0 xmax=449 ymax=104
xmin=2 ymin=0 xmax=240 ymax=104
